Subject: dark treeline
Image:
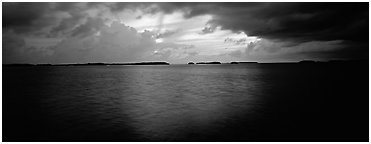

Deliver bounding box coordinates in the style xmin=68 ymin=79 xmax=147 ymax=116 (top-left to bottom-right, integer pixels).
xmin=3 ymin=60 xmax=367 ymax=67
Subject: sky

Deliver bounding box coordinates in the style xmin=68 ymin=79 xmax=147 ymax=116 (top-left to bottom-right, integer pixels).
xmin=2 ymin=2 xmax=369 ymax=64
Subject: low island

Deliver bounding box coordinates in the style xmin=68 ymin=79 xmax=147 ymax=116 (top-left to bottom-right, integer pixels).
xmin=196 ymin=62 xmax=221 ymax=64
xmin=188 ymin=62 xmax=195 ymax=64
xmin=3 ymin=62 xmax=170 ymax=67
xmin=230 ymin=62 xmax=258 ymax=64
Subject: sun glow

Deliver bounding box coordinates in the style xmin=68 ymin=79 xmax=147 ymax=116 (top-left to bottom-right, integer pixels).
xmin=155 ymin=38 xmax=164 ymax=43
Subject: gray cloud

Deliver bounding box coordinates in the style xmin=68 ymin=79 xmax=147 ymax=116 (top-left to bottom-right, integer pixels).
xmin=152 ymin=42 xmax=197 ymax=60
xmin=4 ymin=2 xmax=368 ymax=43
xmin=183 ymin=3 xmax=367 ymax=43
xmin=70 ymin=17 xmax=105 ymax=37
xmin=3 ymin=3 xmax=51 ymax=29
xmin=226 ymin=39 xmax=361 ymax=62
xmin=107 ymin=3 xmax=369 ymax=61
xmin=224 ymin=38 xmax=248 ymax=45
xmin=3 ymin=2 xmax=368 ymax=63
xmin=114 ymin=3 xmax=368 ymax=43
xmin=49 ymin=21 xmax=157 ymax=63
xmin=155 ymin=29 xmax=178 ymax=39
xmin=3 ymin=30 xmax=51 ymax=63
xmin=3 ymin=17 xmax=159 ymax=63
xmin=200 ymin=24 xmax=217 ymax=34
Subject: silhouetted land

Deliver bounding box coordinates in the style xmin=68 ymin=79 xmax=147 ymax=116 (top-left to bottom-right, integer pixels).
xmin=230 ymin=62 xmax=258 ymax=64
xmin=239 ymin=62 xmax=258 ymax=64
xmin=188 ymin=62 xmax=195 ymax=64
xmin=3 ymin=60 xmax=368 ymax=67
xmin=113 ymin=62 xmax=170 ymax=65
xmin=196 ymin=62 xmax=222 ymax=64
xmin=3 ymin=62 xmax=170 ymax=66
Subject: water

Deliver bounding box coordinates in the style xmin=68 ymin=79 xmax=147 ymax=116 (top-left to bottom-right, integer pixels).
xmin=3 ymin=63 xmax=368 ymax=141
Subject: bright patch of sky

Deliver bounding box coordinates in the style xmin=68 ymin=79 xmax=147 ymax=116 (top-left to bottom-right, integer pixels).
xmin=121 ymin=11 xmax=259 ymax=57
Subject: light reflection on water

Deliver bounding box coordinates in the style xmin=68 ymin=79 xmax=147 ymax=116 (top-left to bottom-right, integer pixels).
xmin=5 ymin=65 xmax=267 ymax=141
xmin=7 ymin=63 xmax=367 ymax=141
xmin=117 ymin=65 xmax=266 ymax=140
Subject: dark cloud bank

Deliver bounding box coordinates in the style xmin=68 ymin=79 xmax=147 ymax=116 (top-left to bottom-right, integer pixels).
xmin=3 ymin=2 xmax=369 ymax=63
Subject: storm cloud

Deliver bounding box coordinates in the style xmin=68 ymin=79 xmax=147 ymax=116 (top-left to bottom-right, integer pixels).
xmin=2 ymin=2 xmax=369 ymax=64
xmin=6 ymin=3 xmax=368 ymax=41
xmin=104 ymin=3 xmax=368 ymax=41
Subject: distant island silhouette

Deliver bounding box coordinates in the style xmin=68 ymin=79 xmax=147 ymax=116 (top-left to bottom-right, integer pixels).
xmin=3 ymin=62 xmax=170 ymax=66
xmin=188 ymin=62 xmax=195 ymax=64
xmin=230 ymin=62 xmax=258 ymax=64
xmin=3 ymin=60 xmax=366 ymax=67
xmin=196 ymin=62 xmax=221 ymax=64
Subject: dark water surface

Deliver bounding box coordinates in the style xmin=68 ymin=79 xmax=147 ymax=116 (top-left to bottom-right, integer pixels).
xmin=3 ymin=63 xmax=368 ymax=141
